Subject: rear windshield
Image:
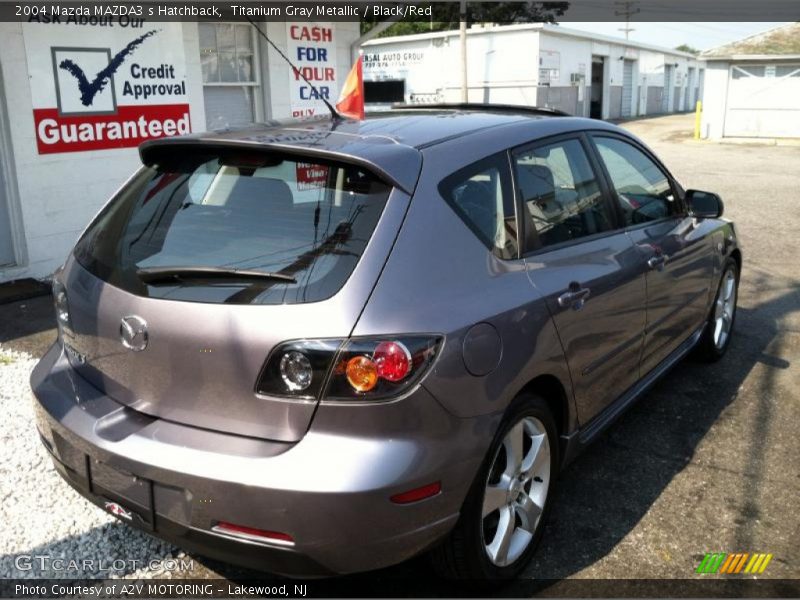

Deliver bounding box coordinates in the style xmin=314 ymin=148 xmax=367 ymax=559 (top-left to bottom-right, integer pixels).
xmin=73 ymin=150 xmax=392 ymax=304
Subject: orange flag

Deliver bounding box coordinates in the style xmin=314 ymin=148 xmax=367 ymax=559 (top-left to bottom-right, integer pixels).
xmin=336 ymin=56 xmax=365 ymax=120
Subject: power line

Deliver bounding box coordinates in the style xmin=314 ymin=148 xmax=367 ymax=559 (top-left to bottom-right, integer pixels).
xmin=614 ymin=0 xmax=641 ymax=40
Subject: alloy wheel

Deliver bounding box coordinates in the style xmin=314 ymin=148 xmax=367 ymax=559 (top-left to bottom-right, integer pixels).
xmin=713 ymin=268 xmax=737 ymax=350
xmin=481 ymin=416 xmax=551 ymax=567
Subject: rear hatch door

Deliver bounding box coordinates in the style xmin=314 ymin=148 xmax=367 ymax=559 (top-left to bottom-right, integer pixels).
xmin=61 ymin=144 xmax=415 ymax=441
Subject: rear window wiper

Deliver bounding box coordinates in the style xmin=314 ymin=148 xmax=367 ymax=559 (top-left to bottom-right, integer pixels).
xmin=137 ymin=266 xmax=297 ymax=285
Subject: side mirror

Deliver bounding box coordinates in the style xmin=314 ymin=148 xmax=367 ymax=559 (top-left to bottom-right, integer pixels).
xmin=686 ymin=189 xmax=724 ymax=219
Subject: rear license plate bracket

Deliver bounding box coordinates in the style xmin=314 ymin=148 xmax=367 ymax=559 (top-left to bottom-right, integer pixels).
xmin=90 ymin=459 xmax=154 ymax=530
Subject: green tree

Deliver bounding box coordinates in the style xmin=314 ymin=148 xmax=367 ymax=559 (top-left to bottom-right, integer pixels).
xmin=675 ymin=44 xmax=700 ymax=55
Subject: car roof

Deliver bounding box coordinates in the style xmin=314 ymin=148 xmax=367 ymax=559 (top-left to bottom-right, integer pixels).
xmin=139 ymin=108 xmax=620 ymax=194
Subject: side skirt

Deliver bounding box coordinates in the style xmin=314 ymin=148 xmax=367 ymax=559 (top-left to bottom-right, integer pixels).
xmin=559 ymin=324 xmax=706 ymax=467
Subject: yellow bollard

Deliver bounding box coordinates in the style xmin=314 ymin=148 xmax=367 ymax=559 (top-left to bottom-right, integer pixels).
xmin=694 ymin=100 xmax=703 ymax=140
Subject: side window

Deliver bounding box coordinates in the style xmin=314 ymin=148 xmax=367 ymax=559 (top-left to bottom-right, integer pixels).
xmin=593 ymin=136 xmax=677 ymax=226
xmin=514 ymin=138 xmax=615 ymax=251
xmin=440 ymin=154 xmax=518 ymax=259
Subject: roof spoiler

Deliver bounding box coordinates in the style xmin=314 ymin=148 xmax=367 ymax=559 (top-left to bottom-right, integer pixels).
xmin=391 ymin=102 xmax=569 ymax=117
xmin=138 ymin=137 xmax=421 ymax=195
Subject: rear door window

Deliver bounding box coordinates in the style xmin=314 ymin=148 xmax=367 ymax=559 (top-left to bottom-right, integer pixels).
xmin=74 ymin=151 xmax=391 ymax=304
xmin=513 ymin=137 xmax=616 ymax=251
xmin=439 ymin=153 xmax=518 ymax=259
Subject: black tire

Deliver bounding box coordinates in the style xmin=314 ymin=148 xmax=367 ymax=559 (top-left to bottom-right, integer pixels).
xmin=430 ymin=393 xmax=558 ymax=580
xmin=695 ymin=257 xmax=739 ymax=362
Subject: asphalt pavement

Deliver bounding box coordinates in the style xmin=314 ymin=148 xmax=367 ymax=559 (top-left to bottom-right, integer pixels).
xmin=1 ymin=113 xmax=798 ymax=589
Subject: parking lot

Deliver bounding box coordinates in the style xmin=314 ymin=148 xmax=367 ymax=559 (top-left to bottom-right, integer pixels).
xmin=0 ymin=113 xmax=798 ymax=586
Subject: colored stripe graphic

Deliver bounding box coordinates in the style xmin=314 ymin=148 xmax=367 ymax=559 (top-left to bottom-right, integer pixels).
xmin=744 ymin=553 xmax=774 ymax=574
xmin=733 ymin=553 xmax=749 ymax=573
xmin=697 ymin=553 xmax=727 ymax=573
xmin=719 ymin=554 xmax=735 ymax=573
xmin=759 ymin=554 xmax=774 ymax=573
xmin=698 ymin=552 xmax=773 ymax=574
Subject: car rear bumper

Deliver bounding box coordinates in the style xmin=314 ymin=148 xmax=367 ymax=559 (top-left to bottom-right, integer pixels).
xmin=31 ymin=342 xmax=492 ymax=576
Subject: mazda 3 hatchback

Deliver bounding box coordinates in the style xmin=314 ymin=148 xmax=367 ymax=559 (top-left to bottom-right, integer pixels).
xmin=31 ymin=105 xmax=741 ymax=579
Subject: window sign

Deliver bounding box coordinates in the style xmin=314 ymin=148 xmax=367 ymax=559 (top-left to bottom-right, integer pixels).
xmin=285 ymin=24 xmax=337 ymax=118
xmin=23 ymin=19 xmax=191 ymax=154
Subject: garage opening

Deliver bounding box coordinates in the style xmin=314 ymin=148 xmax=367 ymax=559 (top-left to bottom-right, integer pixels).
xmin=365 ymin=80 xmax=405 ymax=104
xmin=590 ymin=57 xmax=605 ymax=119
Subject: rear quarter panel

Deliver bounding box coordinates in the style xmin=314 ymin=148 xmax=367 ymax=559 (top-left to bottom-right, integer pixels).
xmin=351 ymin=120 xmax=590 ymax=428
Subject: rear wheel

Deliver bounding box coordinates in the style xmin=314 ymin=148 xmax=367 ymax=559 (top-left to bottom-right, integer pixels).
xmin=695 ymin=257 xmax=739 ymax=361
xmin=431 ymin=394 xmax=557 ymax=579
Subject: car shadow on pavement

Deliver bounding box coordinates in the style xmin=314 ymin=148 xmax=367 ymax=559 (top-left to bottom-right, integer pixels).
xmin=523 ymin=273 xmax=797 ymax=585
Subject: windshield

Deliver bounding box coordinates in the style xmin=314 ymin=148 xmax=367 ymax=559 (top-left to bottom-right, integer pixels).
xmin=73 ymin=150 xmax=392 ymax=304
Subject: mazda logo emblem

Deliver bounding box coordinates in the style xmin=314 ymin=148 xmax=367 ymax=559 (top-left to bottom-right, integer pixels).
xmin=120 ymin=315 xmax=148 ymax=352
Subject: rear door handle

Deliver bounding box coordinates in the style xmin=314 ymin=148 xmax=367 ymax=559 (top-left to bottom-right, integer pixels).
xmin=648 ymin=255 xmax=668 ymax=270
xmin=558 ymin=285 xmax=591 ymax=310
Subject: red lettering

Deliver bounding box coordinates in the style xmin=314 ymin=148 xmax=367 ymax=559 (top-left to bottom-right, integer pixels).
xmin=292 ymin=67 xmax=336 ymax=81
xmin=289 ymin=26 xmax=332 ymax=42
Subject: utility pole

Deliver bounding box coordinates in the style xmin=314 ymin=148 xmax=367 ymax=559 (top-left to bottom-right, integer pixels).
xmin=614 ymin=0 xmax=640 ymax=40
xmin=460 ymin=0 xmax=468 ymax=102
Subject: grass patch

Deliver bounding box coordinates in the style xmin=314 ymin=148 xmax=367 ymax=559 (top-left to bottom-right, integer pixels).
xmin=0 ymin=354 xmax=16 ymax=365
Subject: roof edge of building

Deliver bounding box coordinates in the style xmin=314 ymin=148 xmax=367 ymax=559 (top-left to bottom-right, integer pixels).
xmin=703 ymin=53 xmax=800 ymax=62
xmin=701 ymin=22 xmax=800 ymax=58
xmin=362 ymin=22 xmax=699 ymax=60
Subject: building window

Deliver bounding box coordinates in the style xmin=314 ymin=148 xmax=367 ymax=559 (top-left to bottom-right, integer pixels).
xmin=199 ymin=23 xmax=260 ymax=129
xmin=732 ymin=66 xmax=766 ymax=79
xmin=776 ymin=65 xmax=800 ymax=78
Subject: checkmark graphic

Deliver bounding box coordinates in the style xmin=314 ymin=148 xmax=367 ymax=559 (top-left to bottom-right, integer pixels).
xmin=58 ymin=30 xmax=159 ymax=107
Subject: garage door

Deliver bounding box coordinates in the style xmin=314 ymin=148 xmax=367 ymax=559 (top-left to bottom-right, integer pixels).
xmin=724 ymin=64 xmax=800 ymax=138
xmin=661 ymin=65 xmax=673 ymax=113
xmin=621 ymin=60 xmax=634 ymax=117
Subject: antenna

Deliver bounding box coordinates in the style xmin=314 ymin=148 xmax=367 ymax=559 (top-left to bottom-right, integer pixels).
xmin=244 ymin=16 xmax=342 ymax=122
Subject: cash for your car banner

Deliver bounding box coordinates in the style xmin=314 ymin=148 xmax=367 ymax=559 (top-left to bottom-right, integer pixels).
xmin=22 ymin=19 xmax=191 ymax=154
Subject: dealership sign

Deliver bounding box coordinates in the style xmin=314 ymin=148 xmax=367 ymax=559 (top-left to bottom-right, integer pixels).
xmin=22 ymin=20 xmax=191 ymax=154
xmin=285 ymin=23 xmax=337 ymax=119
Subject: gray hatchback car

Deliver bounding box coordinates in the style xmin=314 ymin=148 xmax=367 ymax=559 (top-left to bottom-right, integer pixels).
xmin=31 ymin=104 xmax=740 ymax=579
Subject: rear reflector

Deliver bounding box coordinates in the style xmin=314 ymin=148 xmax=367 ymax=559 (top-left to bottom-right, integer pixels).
xmin=390 ymin=482 xmax=442 ymax=504
xmin=212 ymin=522 xmax=294 ymax=546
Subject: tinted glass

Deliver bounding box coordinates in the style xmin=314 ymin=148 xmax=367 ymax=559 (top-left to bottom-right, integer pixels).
xmin=514 ymin=138 xmax=614 ymax=250
xmin=594 ymin=136 xmax=677 ymax=225
xmin=439 ymin=154 xmax=518 ymax=259
xmin=364 ymin=80 xmax=405 ymax=103
xmin=74 ymin=151 xmax=391 ymax=305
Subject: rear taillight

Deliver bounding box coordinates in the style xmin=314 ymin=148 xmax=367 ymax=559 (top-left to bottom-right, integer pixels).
xmin=52 ymin=276 xmax=72 ymax=336
xmin=256 ymin=336 xmax=442 ymax=401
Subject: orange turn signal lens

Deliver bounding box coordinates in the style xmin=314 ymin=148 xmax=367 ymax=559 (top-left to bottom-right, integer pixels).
xmin=345 ymin=355 xmax=379 ymax=392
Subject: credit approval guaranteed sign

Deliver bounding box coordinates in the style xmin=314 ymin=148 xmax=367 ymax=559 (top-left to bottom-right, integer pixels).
xmin=22 ymin=18 xmax=191 ymax=154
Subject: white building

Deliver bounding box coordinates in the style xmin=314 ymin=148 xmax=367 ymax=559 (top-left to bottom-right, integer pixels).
xmin=361 ymin=24 xmax=704 ymax=120
xmin=700 ymin=22 xmax=800 ymax=139
xmin=0 ymin=18 xmax=360 ymax=283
